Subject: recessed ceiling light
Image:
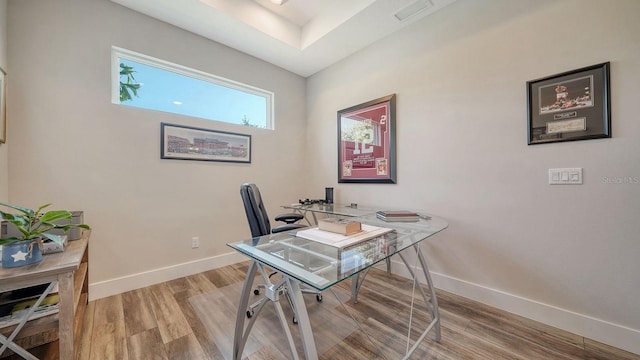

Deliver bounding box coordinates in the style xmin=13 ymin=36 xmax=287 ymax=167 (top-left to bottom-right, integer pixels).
xmin=172 ymin=101 xmax=183 ymax=105
xmin=270 ymin=0 xmax=288 ymax=5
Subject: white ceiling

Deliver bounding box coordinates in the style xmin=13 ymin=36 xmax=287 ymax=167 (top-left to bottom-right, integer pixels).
xmin=110 ymin=0 xmax=457 ymax=77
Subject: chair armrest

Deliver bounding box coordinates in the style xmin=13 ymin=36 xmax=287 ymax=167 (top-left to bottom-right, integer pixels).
xmin=275 ymin=213 xmax=304 ymax=224
xmin=272 ymin=223 xmax=306 ymax=234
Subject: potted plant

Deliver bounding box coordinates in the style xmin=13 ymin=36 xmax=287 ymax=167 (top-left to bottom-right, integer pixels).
xmin=0 ymin=202 xmax=90 ymax=268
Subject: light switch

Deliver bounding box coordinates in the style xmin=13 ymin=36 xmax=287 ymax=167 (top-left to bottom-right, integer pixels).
xmin=549 ymin=168 xmax=583 ymax=185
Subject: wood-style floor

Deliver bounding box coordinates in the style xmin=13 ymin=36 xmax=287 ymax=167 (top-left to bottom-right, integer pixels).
xmin=11 ymin=262 xmax=640 ymax=360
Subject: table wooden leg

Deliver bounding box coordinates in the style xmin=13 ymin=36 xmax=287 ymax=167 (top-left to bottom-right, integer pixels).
xmin=57 ymin=272 xmax=75 ymax=360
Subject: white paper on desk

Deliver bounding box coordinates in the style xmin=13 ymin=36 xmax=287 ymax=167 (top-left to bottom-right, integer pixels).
xmin=294 ymin=224 xmax=394 ymax=249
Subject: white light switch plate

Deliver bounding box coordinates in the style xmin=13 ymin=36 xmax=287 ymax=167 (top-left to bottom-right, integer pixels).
xmin=549 ymin=168 xmax=582 ymax=185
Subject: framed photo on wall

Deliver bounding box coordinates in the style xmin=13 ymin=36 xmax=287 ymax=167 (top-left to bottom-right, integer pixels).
xmin=161 ymin=123 xmax=251 ymax=163
xmin=338 ymin=94 xmax=396 ymax=183
xmin=527 ymin=62 xmax=611 ymax=145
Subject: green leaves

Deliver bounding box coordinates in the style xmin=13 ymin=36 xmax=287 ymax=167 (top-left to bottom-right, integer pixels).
xmin=0 ymin=202 xmax=37 ymax=216
xmin=119 ymin=63 xmax=141 ymax=102
xmin=0 ymin=202 xmax=91 ymax=246
xmin=40 ymin=209 xmax=74 ymax=224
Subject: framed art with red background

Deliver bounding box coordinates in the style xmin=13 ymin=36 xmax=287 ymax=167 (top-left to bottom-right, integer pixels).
xmin=338 ymin=94 xmax=396 ymax=183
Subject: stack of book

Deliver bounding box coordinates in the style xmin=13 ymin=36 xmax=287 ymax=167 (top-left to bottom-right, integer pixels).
xmin=318 ymin=218 xmax=362 ymax=235
xmin=376 ymin=210 xmax=420 ymax=222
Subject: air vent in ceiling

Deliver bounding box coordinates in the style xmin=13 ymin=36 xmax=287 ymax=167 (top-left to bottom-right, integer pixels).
xmin=394 ymin=0 xmax=433 ymax=22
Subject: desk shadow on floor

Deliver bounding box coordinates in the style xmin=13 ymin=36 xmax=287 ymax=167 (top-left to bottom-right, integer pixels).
xmin=189 ymin=279 xmax=364 ymax=359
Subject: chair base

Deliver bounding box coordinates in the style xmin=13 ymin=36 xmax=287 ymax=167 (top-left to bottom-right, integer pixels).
xmin=248 ymin=273 xmax=322 ymax=324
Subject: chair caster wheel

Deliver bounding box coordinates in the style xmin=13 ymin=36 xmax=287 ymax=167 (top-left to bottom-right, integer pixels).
xmin=253 ymin=289 xmax=260 ymax=295
xmin=316 ymin=294 xmax=323 ymax=302
xmin=246 ymin=310 xmax=254 ymax=318
xmin=292 ymin=316 xmax=298 ymax=324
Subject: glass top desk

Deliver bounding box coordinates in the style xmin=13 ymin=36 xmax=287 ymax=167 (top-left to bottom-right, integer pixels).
xmin=281 ymin=203 xmax=377 ymax=225
xmin=227 ymin=212 xmax=448 ymax=360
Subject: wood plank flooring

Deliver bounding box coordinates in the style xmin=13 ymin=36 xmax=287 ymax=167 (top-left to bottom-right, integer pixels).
xmin=9 ymin=262 xmax=640 ymax=360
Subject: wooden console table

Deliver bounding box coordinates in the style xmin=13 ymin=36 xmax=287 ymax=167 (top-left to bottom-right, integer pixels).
xmin=0 ymin=236 xmax=89 ymax=359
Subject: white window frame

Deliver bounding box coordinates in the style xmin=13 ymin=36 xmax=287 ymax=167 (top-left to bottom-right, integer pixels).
xmin=111 ymin=46 xmax=274 ymax=129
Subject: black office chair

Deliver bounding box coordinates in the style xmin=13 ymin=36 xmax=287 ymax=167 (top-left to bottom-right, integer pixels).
xmin=240 ymin=183 xmax=306 ymax=237
xmin=240 ymin=183 xmax=322 ymax=323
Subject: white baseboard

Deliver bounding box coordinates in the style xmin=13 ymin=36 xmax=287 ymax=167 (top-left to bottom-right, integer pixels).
xmin=88 ymin=251 xmax=246 ymax=301
xmin=387 ymin=260 xmax=640 ymax=356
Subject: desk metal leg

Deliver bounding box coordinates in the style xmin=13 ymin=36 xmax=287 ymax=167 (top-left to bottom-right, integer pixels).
xmin=233 ymin=244 xmax=439 ymax=360
xmin=0 ymin=281 xmax=57 ymax=360
xmin=234 ymin=261 xmax=313 ymax=360
xmin=285 ymin=278 xmax=318 ymax=360
xmin=349 ymin=267 xmax=371 ymax=304
xmin=417 ymin=244 xmax=441 ymax=342
xmin=233 ymin=261 xmax=258 ymax=360
xmin=350 ymin=259 xmax=390 ymax=304
xmin=395 ymin=244 xmax=441 ymax=359
xmin=291 ymin=208 xmax=316 ymax=226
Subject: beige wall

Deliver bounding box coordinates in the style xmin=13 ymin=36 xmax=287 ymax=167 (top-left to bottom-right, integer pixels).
xmin=7 ymin=0 xmax=307 ymax=292
xmin=0 ymin=0 xmax=8 ymax=202
xmin=6 ymin=0 xmax=640 ymax=354
xmin=306 ymin=0 xmax=640 ymax=353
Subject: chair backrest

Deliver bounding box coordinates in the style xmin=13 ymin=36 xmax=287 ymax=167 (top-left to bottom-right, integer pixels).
xmin=240 ymin=183 xmax=271 ymax=237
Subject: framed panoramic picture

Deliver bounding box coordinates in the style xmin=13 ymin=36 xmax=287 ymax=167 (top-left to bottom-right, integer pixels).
xmin=161 ymin=123 xmax=251 ymax=163
xmin=338 ymin=94 xmax=396 ymax=183
xmin=0 ymin=67 xmax=6 ymax=144
xmin=527 ymin=62 xmax=611 ymax=145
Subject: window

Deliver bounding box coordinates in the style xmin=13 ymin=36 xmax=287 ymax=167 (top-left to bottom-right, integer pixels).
xmin=111 ymin=46 xmax=273 ymax=129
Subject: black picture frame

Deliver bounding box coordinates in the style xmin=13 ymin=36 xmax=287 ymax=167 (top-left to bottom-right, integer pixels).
xmin=337 ymin=94 xmax=396 ymax=183
xmin=527 ymin=62 xmax=611 ymax=145
xmin=161 ymin=123 xmax=251 ymax=163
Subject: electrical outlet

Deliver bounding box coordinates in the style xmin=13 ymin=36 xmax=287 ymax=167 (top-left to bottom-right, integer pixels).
xmin=191 ymin=236 xmax=200 ymax=249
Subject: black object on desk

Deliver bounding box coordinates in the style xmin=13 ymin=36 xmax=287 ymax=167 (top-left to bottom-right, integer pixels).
xmin=325 ymin=187 xmax=333 ymax=204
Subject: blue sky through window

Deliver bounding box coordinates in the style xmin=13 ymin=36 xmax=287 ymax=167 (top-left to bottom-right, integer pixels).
xmin=119 ymin=58 xmax=268 ymax=128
